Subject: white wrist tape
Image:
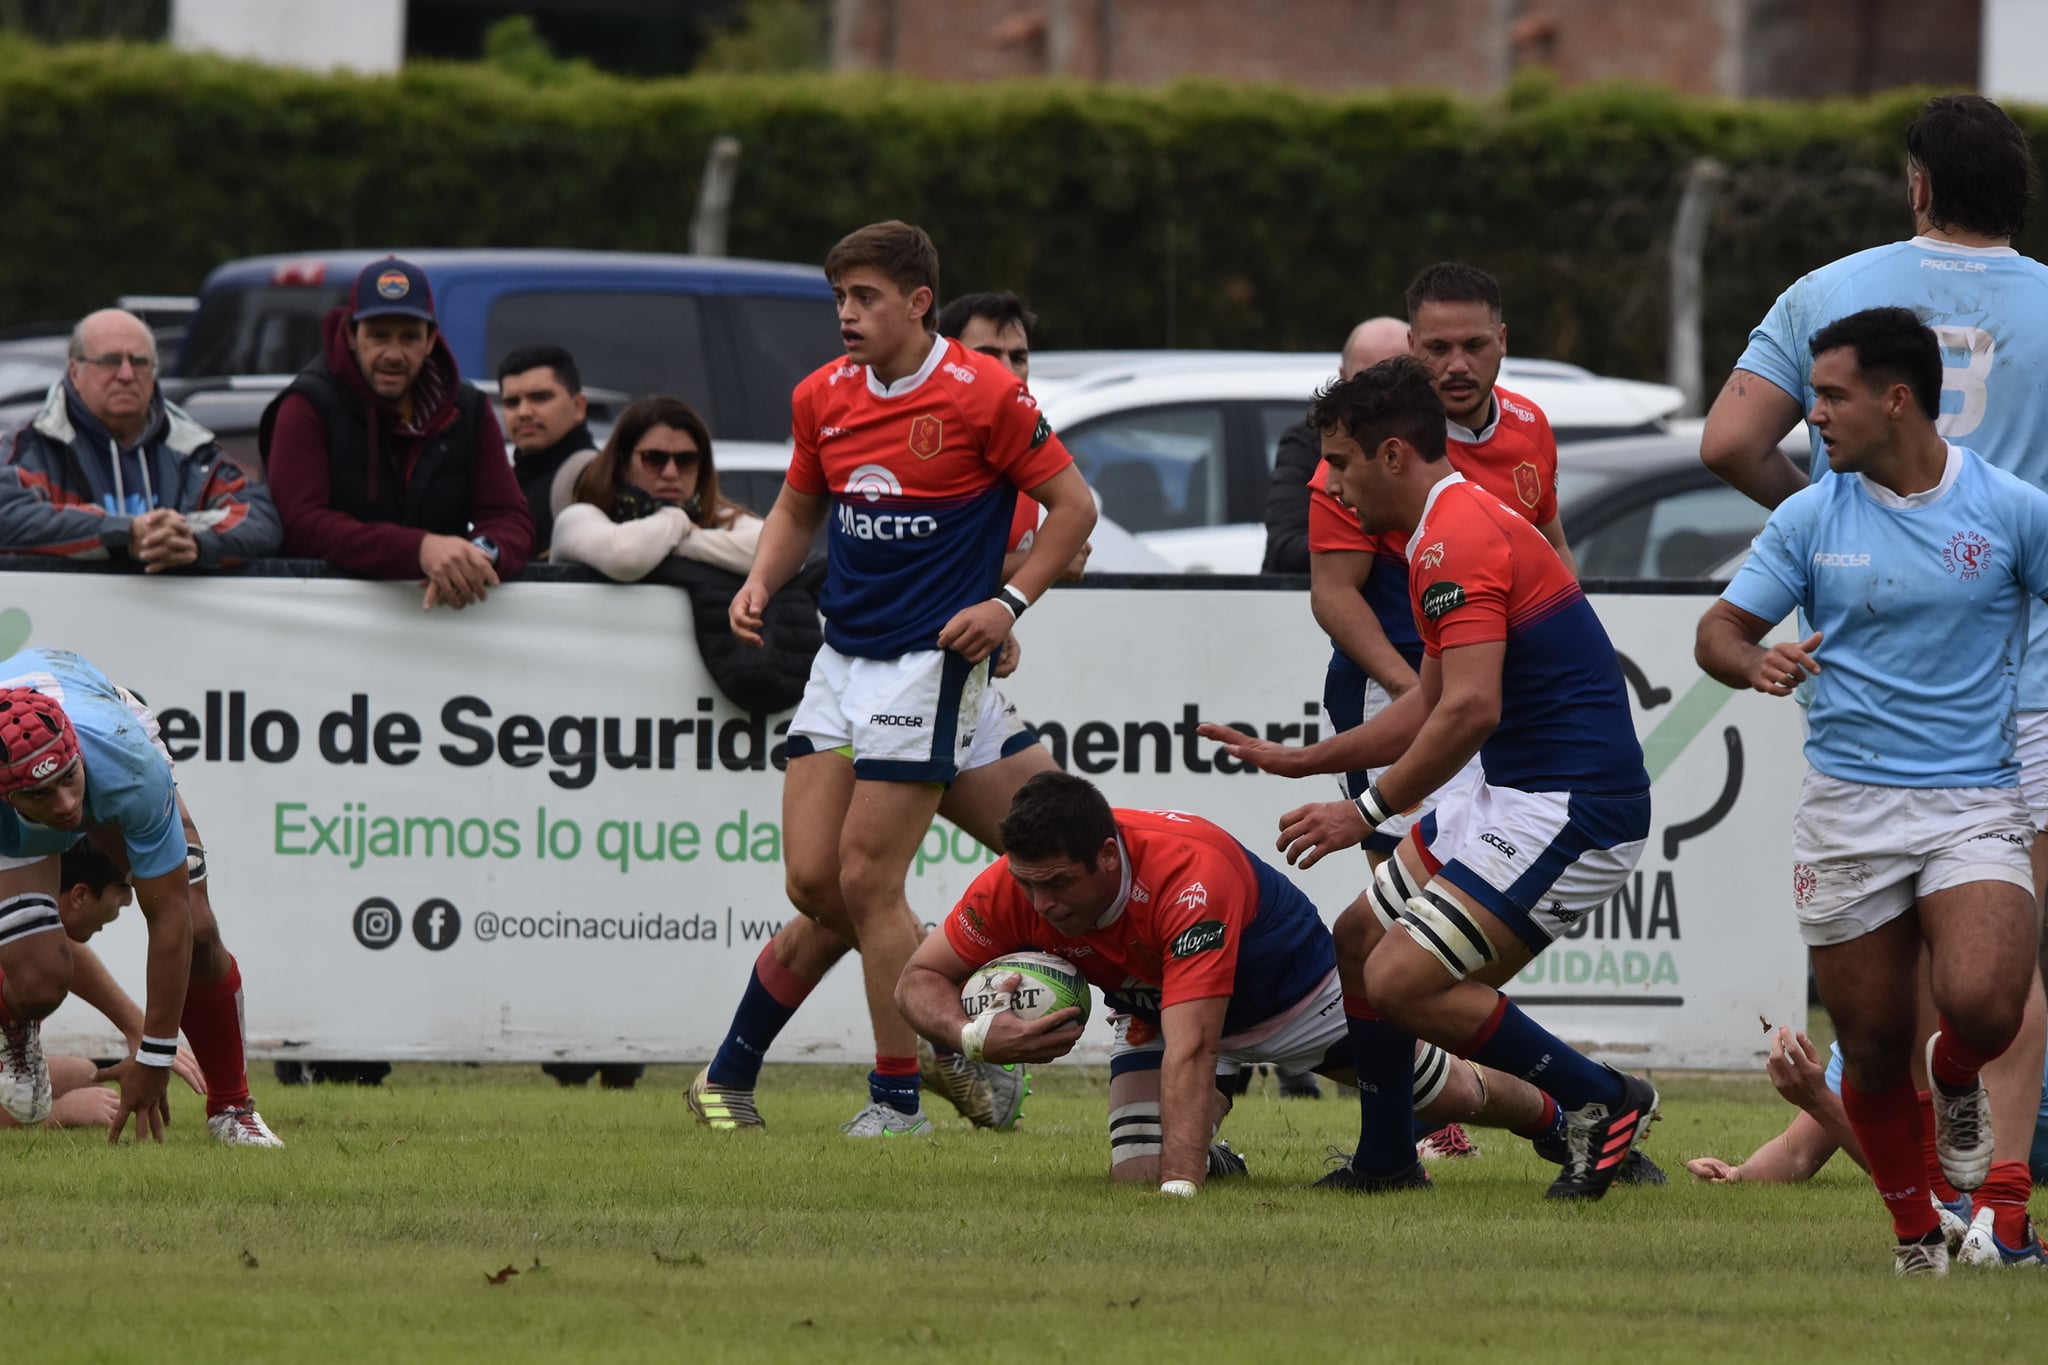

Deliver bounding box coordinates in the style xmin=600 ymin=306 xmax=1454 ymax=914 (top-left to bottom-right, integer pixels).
xmin=135 ymin=1035 xmax=178 ymax=1069
xmin=1159 ymin=1179 xmax=1199 ymax=1198
xmin=959 ymin=1010 xmax=998 ymax=1063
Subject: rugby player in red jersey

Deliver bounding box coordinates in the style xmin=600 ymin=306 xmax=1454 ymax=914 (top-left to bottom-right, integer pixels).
xmin=725 ymin=224 xmax=1095 ymax=1137
xmin=1204 ymin=359 xmax=1657 ymax=1200
xmin=897 ymin=772 xmax=1565 ymax=1191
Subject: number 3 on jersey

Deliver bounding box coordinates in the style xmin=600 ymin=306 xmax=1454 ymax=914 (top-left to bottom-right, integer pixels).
xmin=1934 ymin=324 xmax=1993 ymax=438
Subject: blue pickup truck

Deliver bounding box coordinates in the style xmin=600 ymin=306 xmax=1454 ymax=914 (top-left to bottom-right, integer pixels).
xmin=172 ymin=248 xmax=841 ymax=443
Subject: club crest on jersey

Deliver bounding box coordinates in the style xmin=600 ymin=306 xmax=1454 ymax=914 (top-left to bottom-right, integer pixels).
xmin=846 ymin=464 xmax=903 ymax=503
xmin=1942 ymin=530 xmax=1992 ymax=581
xmin=908 ymin=414 xmax=944 ymax=460
xmin=1513 ymin=461 xmax=1542 ymax=508
xmin=1418 ymin=541 xmax=1445 ymax=569
xmin=1420 ymin=581 xmax=1466 ymax=621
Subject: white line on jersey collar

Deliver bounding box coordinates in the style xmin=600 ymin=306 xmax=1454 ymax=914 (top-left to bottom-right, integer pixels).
xmin=1406 ymin=471 xmax=1468 ymax=563
xmin=1910 ymin=234 xmax=2019 ymax=259
xmin=1853 ymin=440 xmax=1964 ymax=510
xmin=1094 ymin=831 xmax=1134 ymax=931
xmin=866 ymin=333 xmax=947 ymax=399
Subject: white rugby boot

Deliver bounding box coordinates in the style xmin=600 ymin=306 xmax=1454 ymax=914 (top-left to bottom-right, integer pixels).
xmin=0 ymin=1017 xmax=50 ymax=1125
xmin=1924 ymin=1033 xmax=1994 ymax=1192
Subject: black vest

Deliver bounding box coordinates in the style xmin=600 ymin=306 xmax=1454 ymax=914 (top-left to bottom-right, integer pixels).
xmin=259 ymin=367 xmax=487 ymax=535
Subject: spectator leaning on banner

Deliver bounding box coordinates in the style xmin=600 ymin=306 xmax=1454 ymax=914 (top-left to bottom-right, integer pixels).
xmin=497 ymin=343 xmax=597 ymax=557
xmin=1260 ymin=316 xmax=1410 ymax=574
xmin=549 ymin=396 xmax=763 ymax=581
xmin=0 ymin=308 xmax=279 ymax=567
xmin=261 ymin=257 xmax=532 ymax=609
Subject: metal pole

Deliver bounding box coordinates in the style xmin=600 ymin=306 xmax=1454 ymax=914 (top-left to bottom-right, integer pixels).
xmin=690 ymin=135 xmax=743 ymax=259
xmin=1668 ymin=156 xmax=1726 ymax=417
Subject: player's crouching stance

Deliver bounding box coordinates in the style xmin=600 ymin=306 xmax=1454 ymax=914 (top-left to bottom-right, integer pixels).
xmin=1697 ymin=308 xmax=2048 ymax=1277
xmin=896 ymin=772 xmax=1561 ymax=1192
xmin=1202 ymin=359 xmax=1658 ymax=1201
xmin=0 ymin=650 xmax=279 ymax=1146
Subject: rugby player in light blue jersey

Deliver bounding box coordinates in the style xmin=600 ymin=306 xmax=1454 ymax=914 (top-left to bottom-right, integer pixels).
xmin=1698 ymin=308 xmax=2048 ymax=1276
xmin=1701 ymin=95 xmax=2048 ymax=1253
xmin=0 ymin=649 xmax=281 ymax=1147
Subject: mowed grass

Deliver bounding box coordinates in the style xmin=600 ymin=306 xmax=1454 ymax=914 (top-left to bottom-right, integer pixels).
xmin=5 ymin=1061 xmax=2045 ymax=1364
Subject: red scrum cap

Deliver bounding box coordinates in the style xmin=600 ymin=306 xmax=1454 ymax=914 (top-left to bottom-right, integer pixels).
xmin=0 ymin=688 xmax=77 ymax=794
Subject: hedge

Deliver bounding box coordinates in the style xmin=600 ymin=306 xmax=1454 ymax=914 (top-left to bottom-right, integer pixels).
xmin=0 ymin=38 xmax=2024 ymax=384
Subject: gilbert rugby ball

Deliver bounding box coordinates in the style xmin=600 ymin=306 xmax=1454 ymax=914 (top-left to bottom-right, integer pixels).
xmin=960 ymin=951 xmax=1092 ymax=1028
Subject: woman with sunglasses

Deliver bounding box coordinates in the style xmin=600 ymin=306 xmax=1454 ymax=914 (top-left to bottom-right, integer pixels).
xmin=550 ymin=396 xmax=761 ymax=579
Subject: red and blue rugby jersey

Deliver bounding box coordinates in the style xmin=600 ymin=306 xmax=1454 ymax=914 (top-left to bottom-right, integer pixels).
xmin=943 ymin=809 xmax=1334 ymax=1036
xmin=787 ymin=338 xmax=1073 ymax=658
xmin=1408 ymin=475 xmax=1646 ymax=795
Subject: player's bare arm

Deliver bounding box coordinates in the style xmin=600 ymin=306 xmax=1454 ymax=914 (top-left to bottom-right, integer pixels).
xmin=1198 ymin=683 xmax=1430 ymax=780
xmin=92 ymin=860 xmax=193 ymax=1144
xmin=1310 ymin=550 xmax=1418 ymax=696
xmin=1535 ymin=516 xmax=1579 ymax=579
xmin=937 ymin=465 xmax=1097 ymax=665
xmin=1274 ymin=644 xmax=1499 ymax=869
xmin=730 ymin=484 xmax=829 ymax=646
xmin=1694 ymin=600 xmax=1823 ymax=696
xmin=1700 ymin=368 xmax=1808 ymax=509
xmin=64 ymin=941 xmax=205 ymax=1097
xmin=1155 ymin=995 xmax=1228 ymax=1190
xmin=896 ymin=932 xmax=1083 ymax=1065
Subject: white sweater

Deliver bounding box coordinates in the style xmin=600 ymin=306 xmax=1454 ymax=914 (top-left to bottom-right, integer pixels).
xmin=549 ymin=503 xmax=764 ymax=580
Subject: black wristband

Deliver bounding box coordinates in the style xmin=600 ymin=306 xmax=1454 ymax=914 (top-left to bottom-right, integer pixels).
xmin=993 ymin=586 xmax=1029 ymax=620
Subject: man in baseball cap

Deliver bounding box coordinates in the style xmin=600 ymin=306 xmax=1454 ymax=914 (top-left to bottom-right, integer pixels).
xmin=260 ymin=255 xmax=531 ymax=610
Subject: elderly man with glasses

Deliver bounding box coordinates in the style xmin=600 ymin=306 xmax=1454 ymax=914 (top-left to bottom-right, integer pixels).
xmin=0 ymin=308 xmax=279 ymax=568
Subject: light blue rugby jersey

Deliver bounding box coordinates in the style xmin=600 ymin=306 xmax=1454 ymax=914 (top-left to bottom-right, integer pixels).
xmin=0 ymin=649 xmax=184 ymax=876
xmin=1722 ymin=445 xmax=2048 ymax=788
xmin=1738 ymin=237 xmax=2048 ymax=709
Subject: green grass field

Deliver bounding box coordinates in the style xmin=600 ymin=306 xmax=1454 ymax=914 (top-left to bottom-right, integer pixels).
xmin=8 ymin=1059 xmax=2044 ymax=1364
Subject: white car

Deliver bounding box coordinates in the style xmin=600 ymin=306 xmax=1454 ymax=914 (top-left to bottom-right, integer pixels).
xmin=1029 ymin=352 xmax=1686 ymax=574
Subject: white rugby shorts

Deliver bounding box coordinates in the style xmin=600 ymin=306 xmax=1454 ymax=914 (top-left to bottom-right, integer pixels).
xmin=787 ymin=645 xmax=989 ymax=784
xmin=1107 ymin=971 xmax=1455 ymax=1109
xmin=1790 ymin=769 xmax=2033 ymax=947
xmin=2016 ymin=710 xmax=2048 ymax=830
xmin=1352 ymin=681 xmax=1483 ymax=842
xmin=1410 ymin=779 xmax=1651 ymax=952
xmin=959 ymin=683 xmax=1041 ymax=772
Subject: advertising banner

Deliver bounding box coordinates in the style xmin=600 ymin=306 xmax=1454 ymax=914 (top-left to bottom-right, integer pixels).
xmin=15 ymin=572 xmax=1804 ymax=1069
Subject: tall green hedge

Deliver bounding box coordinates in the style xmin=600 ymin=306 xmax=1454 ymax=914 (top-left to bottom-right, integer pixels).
xmin=0 ymin=38 xmax=2027 ymax=383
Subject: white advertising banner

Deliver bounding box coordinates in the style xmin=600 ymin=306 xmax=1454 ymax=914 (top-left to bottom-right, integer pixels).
xmin=17 ymin=572 xmax=1805 ymax=1069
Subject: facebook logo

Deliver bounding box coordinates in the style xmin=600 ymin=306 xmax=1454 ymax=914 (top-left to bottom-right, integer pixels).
xmin=411 ymin=899 xmax=462 ymax=951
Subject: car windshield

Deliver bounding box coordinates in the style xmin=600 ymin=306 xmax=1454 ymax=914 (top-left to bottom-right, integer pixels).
xmin=1555 ymin=463 xmax=1630 ymax=511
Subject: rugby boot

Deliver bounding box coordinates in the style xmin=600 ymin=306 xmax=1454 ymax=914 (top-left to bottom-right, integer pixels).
xmin=1924 ymin=1033 xmax=1994 ymax=1192
xmin=1894 ymin=1229 xmax=1951 ymax=1277
xmin=1416 ymin=1122 xmax=1479 ymax=1160
xmin=687 ymin=1067 xmax=764 ymax=1131
xmin=1955 ymin=1206 xmax=2048 ymax=1268
xmin=207 ymin=1107 xmax=284 ymax=1147
xmin=0 ymin=1017 xmax=49 ymax=1125
xmin=1207 ymin=1139 xmax=1250 ymax=1179
xmin=1313 ymin=1151 xmax=1434 ymax=1193
xmin=1544 ymin=1068 xmax=1658 ymax=1201
xmin=1936 ymin=1192 xmax=1975 ymax=1254
xmin=917 ymin=1038 xmax=1027 ymax=1131
xmin=840 ymin=1100 xmax=932 ymax=1138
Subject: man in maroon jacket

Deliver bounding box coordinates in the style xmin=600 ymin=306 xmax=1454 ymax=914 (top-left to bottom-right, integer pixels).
xmin=261 ymin=257 xmax=532 ymax=609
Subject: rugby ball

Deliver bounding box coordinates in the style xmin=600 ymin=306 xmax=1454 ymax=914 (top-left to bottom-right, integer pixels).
xmin=960 ymin=951 xmax=1092 ymax=1029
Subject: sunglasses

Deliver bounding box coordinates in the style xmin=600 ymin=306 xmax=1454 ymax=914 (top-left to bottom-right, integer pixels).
xmin=634 ymin=447 xmax=700 ymax=473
